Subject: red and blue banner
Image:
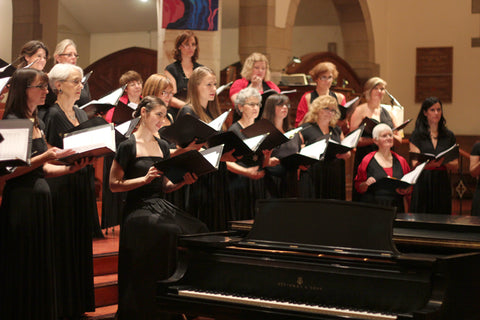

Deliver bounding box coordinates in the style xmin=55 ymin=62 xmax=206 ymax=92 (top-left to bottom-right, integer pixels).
xmin=163 ymin=0 xmax=218 ymax=31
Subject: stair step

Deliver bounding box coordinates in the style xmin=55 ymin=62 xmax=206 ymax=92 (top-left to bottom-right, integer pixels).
xmin=94 ymin=274 xmax=118 ymax=308
xmin=93 ymin=252 xmax=118 ymax=276
xmin=85 ymin=304 xmax=117 ymax=319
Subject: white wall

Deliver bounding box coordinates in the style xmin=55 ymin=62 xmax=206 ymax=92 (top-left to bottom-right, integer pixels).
xmin=291 ymin=25 xmax=344 ymax=59
xmin=368 ymin=0 xmax=480 ymax=135
xmin=0 ymin=0 xmax=13 ymax=62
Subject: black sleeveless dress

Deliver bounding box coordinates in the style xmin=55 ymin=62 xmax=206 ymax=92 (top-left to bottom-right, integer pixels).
xmin=115 ymin=135 xmax=207 ymax=320
xmin=471 ymin=142 xmax=480 ymax=216
xmin=299 ymin=123 xmax=346 ymax=200
xmin=0 ymin=127 xmax=57 ymax=319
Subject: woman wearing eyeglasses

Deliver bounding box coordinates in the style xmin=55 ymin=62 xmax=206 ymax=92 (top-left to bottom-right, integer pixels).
xmin=38 ymin=39 xmax=92 ymax=121
xmin=298 ymin=95 xmax=351 ymax=200
xmin=104 ymin=70 xmax=143 ymax=124
xmin=165 ymin=30 xmax=203 ymax=120
xmin=0 ymin=68 xmax=87 ymax=320
xmin=295 ymin=62 xmax=346 ymax=127
xmin=43 ymin=63 xmax=99 ymax=319
xmin=142 ymin=73 xmax=175 ymax=126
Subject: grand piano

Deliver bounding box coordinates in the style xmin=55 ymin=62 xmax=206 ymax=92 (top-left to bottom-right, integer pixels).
xmin=157 ymin=199 xmax=480 ymax=320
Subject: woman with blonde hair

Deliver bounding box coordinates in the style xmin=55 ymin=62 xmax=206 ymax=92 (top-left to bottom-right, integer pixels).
xmin=299 ymin=95 xmax=351 ymax=200
xmin=295 ymin=61 xmax=346 ymax=127
xmin=142 ymin=73 xmax=175 ymax=125
xmin=229 ymin=52 xmax=280 ymax=121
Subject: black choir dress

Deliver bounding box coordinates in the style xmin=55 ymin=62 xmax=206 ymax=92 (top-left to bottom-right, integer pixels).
xmin=176 ymin=105 xmax=231 ymax=231
xmin=38 ymin=83 xmax=91 ymax=121
xmin=165 ymin=60 xmax=202 ymax=119
xmin=409 ymin=129 xmax=456 ymax=214
xmin=299 ymin=123 xmax=346 ymax=200
xmin=0 ymin=119 xmax=57 ymax=319
xmin=115 ymin=135 xmax=207 ymax=320
xmin=226 ymin=122 xmax=266 ymax=220
xmin=43 ymin=104 xmax=98 ymax=318
xmin=471 ymin=142 xmax=480 ymax=216
xmin=351 ymin=108 xmax=394 ymax=201
xmin=264 ymin=133 xmax=302 ymax=198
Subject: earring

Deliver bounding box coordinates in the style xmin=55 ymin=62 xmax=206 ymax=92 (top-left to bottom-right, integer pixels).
xmin=58 ymin=89 xmax=62 ymax=94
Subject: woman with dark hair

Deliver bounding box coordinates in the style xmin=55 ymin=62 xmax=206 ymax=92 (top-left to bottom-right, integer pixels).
xmin=165 ymin=30 xmax=202 ymax=119
xmin=470 ymin=141 xmax=480 ymax=216
xmin=262 ymin=93 xmax=302 ymax=198
xmin=0 ymin=68 xmax=86 ymax=320
xmin=299 ymin=95 xmax=351 ymax=200
xmin=409 ymin=96 xmax=458 ymax=214
xmin=43 ymin=63 xmax=100 ymax=318
xmin=13 ymin=40 xmax=48 ymax=71
xmin=110 ymin=96 xmax=207 ymax=320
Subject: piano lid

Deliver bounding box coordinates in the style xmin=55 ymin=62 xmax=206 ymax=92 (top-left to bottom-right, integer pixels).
xmin=247 ymin=199 xmax=399 ymax=256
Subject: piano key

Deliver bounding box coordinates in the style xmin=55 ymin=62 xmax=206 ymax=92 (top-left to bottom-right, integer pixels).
xmin=178 ymin=289 xmax=397 ymax=320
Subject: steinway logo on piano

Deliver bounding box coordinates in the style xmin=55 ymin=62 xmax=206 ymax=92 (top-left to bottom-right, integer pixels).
xmin=277 ymin=277 xmax=322 ymax=291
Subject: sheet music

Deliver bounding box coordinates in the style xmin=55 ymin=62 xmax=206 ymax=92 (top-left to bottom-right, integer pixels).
xmin=200 ymin=144 xmax=224 ymax=170
xmin=300 ymin=139 xmax=327 ymax=160
xmin=341 ymin=126 xmax=362 ymax=148
xmin=63 ymin=124 xmax=115 ymax=154
xmin=284 ymin=127 xmax=302 ymax=139
xmin=0 ymin=64 xmax=11 ymax=73
xmin=243 ymin=133 xmax=268 ymax=152
xmin=0 ymin=77 xmax=10 ymax=94
xmin=208 ymin=110 xmax=230 ymax=131
xmin=216 ymin=81 xmax=233 ymax=95
xmin=0 ymin=128 xmax=30 ymax=161
xmin=344 ymin=96 xmax=360 ymax=109
xmin=400 ymin=161 xmax=427 ymax=184
xmin=79 ymin=86 xmax=125 ymax=109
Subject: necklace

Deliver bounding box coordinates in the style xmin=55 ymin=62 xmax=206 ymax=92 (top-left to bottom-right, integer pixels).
xmin=57 ymin=101 xmax=76 ymax=120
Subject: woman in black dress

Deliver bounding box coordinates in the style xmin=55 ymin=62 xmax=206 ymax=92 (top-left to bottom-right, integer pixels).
xmin=349 ymin=77 xmax=401 ymax=201
xmin=226 ymin=87 xmax=266 ymax=220
xmin=110 ymin=96 xmax=207 ymax=319
xmin=177 ymin=66 xmax=234 ymax=231
xmin=355 ymin=124 xmax=411 ymax=212
xmin=0 ymin=68 xmax=87 ymax=320
xmin=262 ymin=93 xmax=302 ymax=198
xmin=43 ymin=63 xmax=99 ymax=319
xmin=165 ymin=30 xmax=202 ymax=119
xmin=409 ymin=97 xmax=458 ymax=214
xmin=299 ymin=95 xmax=351 ymax=200
xmin=470 ymin=142 xmax=480 ymax=216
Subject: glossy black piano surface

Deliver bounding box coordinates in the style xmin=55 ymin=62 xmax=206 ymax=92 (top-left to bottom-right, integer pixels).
xmin=157 ymin=199 xmax=480 ymax=320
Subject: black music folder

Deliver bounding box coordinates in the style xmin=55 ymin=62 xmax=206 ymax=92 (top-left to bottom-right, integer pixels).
xmin=393 ymin=118 xmax=411 ymax=132
xmin=58 ymin=123 xmax=116 ymax=164
xmin=375 ymin=161 xmax=427 ymax=190
xmin=279 ymin=139 xmax=326 ymax=168
xmin=409 ymin=144 xmax=459 ymax=165
xmin=0 ymin=76 xmax=10 ymax=95
xmin=339 ymin=96 xmax=360 ymax=120
xmin=0 ymin=119 xmax=33 ymax=167
xmin=323 ymin=124 xmax=364 ymax=160
xmin=154 ymin=144 xmax=224 ymax=184
xmin=359 ymin=117 xmax=379 ymax=136
xmin=241 ymin=119 xmax=289 ymax=151
xmin=207 ymin=131 xmax=268 ymax=157
xmin=0 ymin=58 xmax=16 ymax=77
xmin=159 ymin=110 xmax=230 ymax=148
xmin=79 ymin=85 xmax=126 ymax=119
xmin=111 ymin=100 xmax=138 ymax=124
xmin=114 ymin=117 xmax=139 ymax=145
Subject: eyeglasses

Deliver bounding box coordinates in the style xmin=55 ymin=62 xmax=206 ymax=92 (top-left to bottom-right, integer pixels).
xmin=323 ymin=108 xmax=337 ymax=114
xmin=181 ymin=43 xmax=197 ymax=49
xmin=127 ymin=81 xmax=143 ymax=87
xmin=244 ymin=102 xmax=260 ymax=107
xmin=28 ymin=84 xmax=49 ymax=90
xmin=59 ymin=53 xmax=79 ymax=58
xmin=319 ymin=75 xmax=334 ymax=81
xmin=62 ymin=79 xmax=83 ymax=86
xmin=161 ymin=91 xmax=174 ymax=97
xmin=276 ymin=104 xmax=290 ymax=109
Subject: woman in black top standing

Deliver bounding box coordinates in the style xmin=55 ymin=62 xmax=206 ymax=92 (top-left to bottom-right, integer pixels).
xmin=165 ymin=30 xmax=202 ymax=119
xmin=409 ymin=97 xmax=458 ymax=214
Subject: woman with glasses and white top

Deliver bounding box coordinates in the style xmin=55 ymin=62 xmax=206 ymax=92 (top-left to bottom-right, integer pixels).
xmin=298 ymin=95 xmax=351 ymax=200
xmin=43 ymin=63 xmax=98 ymax=320
xmin=165 ymin=30 xmax=203 ymax=120
xmin=295 ymin=62 xmax=346 ymax=128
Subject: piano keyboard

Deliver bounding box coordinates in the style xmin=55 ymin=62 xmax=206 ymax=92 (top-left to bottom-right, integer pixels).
xmin=177 ymin=289 xmax=397 ymax=320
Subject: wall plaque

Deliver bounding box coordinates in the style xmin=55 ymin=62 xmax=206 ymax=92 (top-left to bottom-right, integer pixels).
xmin=415 ymin=47 xmax=453 ymax=102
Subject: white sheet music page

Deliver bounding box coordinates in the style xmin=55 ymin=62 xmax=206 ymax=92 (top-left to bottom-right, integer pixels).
xmin=200 ymin=144 xmax=224 ymax=169
xmin=208 ymin=110 xmax=230 ymax=131
xmin=0 ymin=128 xmax=29 ymax=161
xmin=243 ymin=133 xmax=268 ymax=152
xmin=401 ymin=161 xmax=427 ymax=184
xmin=300 ymin=139 xmax=327 ymax=160
xmin=341 ymin=127 xmax=362 ymax=148
xmin=63 ymin=124 xmax=115 ymax=154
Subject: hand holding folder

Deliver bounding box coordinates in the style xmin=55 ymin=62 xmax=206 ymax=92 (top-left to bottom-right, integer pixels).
xmin=409 ymin=144 xmax=459 ymax=165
